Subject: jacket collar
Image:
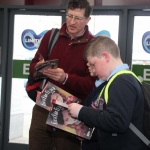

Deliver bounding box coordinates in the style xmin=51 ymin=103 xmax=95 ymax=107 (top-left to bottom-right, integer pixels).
xmin=59 ymin=23 xmax=94 ymax=44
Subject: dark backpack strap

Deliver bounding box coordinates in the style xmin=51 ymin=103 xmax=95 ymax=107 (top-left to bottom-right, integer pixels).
xmin=48 ymin=28 xmax=59 ymax=55
xmin=26 ymin=28 xmax=60 ymax=102
xmin=40 ymin=28 xmax=59 ymax=89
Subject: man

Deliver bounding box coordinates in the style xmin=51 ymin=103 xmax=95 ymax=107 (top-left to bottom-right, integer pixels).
xmin=28 ymin=0 xmax=96 ymax=150
xmin=68 ymin=36 xmax=147 ymax=150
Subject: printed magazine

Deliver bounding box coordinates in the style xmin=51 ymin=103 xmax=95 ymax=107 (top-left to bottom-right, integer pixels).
xmin=36 ymin=82 xmax=94 ymax=139
xmin=46 ymin=103 xmax=94 ymax=140
xmin=36 ymin=82 xmax=81 ymax=111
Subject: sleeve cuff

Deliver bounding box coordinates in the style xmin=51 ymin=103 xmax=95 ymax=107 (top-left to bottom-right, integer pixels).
xmin=77 ymin=106 xmax=83 ymax=118
xmin=62 ymin=73 xmax=68 ymax=85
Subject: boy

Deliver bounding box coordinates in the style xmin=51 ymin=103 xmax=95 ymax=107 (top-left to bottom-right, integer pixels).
xmin=68 ymin=36 xmax=147 ymax=150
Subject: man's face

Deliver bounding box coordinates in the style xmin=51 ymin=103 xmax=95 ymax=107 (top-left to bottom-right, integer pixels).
xmin=66 ymin=8 xmax=91 ymax=38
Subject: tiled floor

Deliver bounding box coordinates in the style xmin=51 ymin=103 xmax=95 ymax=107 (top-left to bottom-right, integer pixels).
xmin=9 ymin=95 xmax=35 ymax=144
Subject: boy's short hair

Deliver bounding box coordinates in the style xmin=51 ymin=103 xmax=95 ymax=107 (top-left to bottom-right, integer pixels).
xmin=66 ymin=0 xmax=93 ymax=18
xmin=84 ymin=36 xmax=120 ymax=60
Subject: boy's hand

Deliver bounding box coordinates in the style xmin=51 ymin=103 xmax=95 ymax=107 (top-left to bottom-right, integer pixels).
xmin=68 ymin=103 xmax=83 ymax=118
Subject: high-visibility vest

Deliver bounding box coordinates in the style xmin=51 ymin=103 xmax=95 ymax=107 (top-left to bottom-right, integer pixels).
xmin=99 ymin=70 xmax=141 ymax=104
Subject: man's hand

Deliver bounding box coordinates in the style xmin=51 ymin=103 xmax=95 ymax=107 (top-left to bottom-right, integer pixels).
xmin=42 ymin=68 xmax=66 ymax=83
xmin=35 ymin=58 xmax=45 ymax=67
xmin=68 ymin=103 xmax=83 ymax=118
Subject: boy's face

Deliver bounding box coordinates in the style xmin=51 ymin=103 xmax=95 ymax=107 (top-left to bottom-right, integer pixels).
xmin=87 ymin=55 xmax=108 ymax=81
xmin=66 ymin=8 xmax=91 ymax=37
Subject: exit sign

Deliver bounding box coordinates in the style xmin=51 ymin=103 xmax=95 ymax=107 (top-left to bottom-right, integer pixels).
xmin=132 ymin=64 xmax=150 ymax=83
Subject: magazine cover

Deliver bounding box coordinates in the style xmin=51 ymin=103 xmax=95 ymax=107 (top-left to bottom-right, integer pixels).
xmin=36 ymin=82 xmax=81 ymax=111
xmin=46 ymin=102 xmax=93 ymax=140
xmin=36 ymin=81 xmax=93 ymax=139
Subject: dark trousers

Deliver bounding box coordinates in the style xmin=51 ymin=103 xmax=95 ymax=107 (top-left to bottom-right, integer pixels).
xmin=29 ymin=104 xmax=81 ymax=150
xmin=81 ymin=140 xmax=100 ymax=150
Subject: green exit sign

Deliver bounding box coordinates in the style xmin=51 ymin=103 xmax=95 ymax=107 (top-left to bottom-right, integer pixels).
xmin=132 ymin=64 xmax=150 ymax=83
xmin=13 ymin=60 xmax=31 ymax=79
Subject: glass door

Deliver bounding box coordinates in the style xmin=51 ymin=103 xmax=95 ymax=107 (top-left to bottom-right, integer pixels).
xmin=3 ymin=9 xmax=63 ymax=150
xmin=89 ymin=9 xmax=125 ymax=61
xmin=127 ymin=10 xmax=150 ymax=83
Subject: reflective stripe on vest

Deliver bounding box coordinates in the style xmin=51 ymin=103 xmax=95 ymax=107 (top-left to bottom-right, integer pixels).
xmin=99 ymin=70 xmax=141 ymax=104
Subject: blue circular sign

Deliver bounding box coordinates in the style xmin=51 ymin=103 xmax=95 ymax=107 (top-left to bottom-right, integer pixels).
xmin=142 ymin=31 xmax=150 ymax=54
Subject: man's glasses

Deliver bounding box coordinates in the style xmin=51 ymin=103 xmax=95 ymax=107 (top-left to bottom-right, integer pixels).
xmin=66 ymin=14 xmax=86 ymax=22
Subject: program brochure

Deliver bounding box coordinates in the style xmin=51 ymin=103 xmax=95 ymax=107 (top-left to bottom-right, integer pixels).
xmin=36 ymin=82 xmax=94 ymax=140
xmin=33 ymin=59 xmax=58 ymax=81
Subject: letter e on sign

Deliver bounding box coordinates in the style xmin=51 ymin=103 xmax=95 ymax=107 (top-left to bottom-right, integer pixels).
xmin=143 ymin=69 xmax=150 ymax=81
xmin=23 ymin=64 xmax=30 ymax=75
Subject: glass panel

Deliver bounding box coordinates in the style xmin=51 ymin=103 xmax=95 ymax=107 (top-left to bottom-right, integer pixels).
xmin=131 ymin=16 xmax=150 ymax=83
xmin=9 ymin=14 xmax=61 ymax=144
xmin=132 ymin=16 xmax=150 ymax=65
xmin=88 ymin=15 xmax=119 ymax=44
